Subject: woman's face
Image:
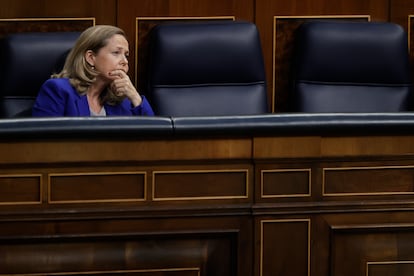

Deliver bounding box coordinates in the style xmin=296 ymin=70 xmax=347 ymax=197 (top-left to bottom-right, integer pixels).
xmin=86 ymin=34 xmax=129 ymax=81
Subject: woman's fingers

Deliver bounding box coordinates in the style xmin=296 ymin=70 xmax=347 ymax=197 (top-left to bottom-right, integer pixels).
xmin=111 ymin=74 xmax=135 ymax=97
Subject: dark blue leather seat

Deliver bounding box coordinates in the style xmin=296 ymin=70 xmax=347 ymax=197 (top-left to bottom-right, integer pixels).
xmin=0 ymin=32 xmax=80 ymax=117
xmin=291 ymin=21 xmax=412 ymax=112
xmin=146 ymin=21 xmax=268 ymax=116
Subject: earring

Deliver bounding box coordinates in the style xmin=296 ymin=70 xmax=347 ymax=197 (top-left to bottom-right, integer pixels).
xmin=91 ymin=65 xmax=95 ymax=70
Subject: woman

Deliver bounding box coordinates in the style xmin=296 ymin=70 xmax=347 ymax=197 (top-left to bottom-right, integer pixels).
xmin=32 ymin=25 xmax=154 ymax=116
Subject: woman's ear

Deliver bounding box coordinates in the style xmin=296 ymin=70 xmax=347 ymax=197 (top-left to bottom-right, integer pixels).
xmin=85 ymin=50 xmax=95 ymax=67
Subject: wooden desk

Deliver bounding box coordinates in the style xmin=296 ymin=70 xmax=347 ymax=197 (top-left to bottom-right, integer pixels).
xmin=1 ymin=116 xmax=414 ymax=276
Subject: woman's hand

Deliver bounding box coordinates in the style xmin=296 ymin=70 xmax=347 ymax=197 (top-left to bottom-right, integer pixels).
xmin=109 ymin=69 xmax=142 ymax=107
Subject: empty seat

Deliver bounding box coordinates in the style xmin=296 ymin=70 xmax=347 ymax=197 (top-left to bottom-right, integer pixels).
xmin=146 ymin=21 xmax=268 ymax=116
xmin=0 ymin=32 xmax=80 ymax=117
xmin=290 ymin=21 xmax=412 ymax=112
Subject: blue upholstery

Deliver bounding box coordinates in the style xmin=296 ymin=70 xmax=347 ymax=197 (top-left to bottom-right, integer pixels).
xmin=291 ymin=21 xmax=412 ymax=112
xmin=0 ymin=32 xmax=80 ymax=117
xmin=146 ymin=21 xmax=268 ymax=116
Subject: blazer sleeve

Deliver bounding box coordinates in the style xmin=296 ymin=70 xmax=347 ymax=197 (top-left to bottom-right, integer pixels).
xmin=130 ymin=96 xmax=155 ymax=116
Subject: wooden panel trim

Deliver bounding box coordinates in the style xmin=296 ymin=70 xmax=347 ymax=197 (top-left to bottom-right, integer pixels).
xmin=260 ymin=219 xmax=311 ymax=276
xmin=260 ymin=168 xmax=311 ymax=198
xmin=48 ymin=171 xmax=147 ymax=204
xmin=0 ymin=139 xmax=252 ymax=164
xmin=323 ymin=165 xmax=414 ymax=196
xmin=0 ymin=267 xmax=200 ymax=276
xmin=152 ymin=169 xmax=249 ymax=201
xmin=256 ymin=135 xmax=414 ymax=158
xmin=0 ymin=174 xmax=42 ymax=205
xmin=0 ymin=17 xmax=96 ymax=22
xmin=331 ymin=222 xmax=414 ymax=232
xmin=0 ymin=17 xmax=95 ymax=36
xmin=254 ymin=136 xmax=322 ymax=158
xmin=409 ymin=15 xmax=413 ymax=59
xmin=367 ymin=260 xmax=414 ymax=276
xmin=408 ymin=15 xmax=414 ymax=84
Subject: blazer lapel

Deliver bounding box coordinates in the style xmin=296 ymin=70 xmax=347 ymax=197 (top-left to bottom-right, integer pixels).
xmin=104 ymin=104 xmax=121 ymax=115
xmin=75 ymin=95 xmax=90 ymax=116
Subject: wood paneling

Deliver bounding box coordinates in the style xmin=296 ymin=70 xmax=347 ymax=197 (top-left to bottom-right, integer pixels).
xmin=0 ymin=0 xmax=116 ymax=25
xmin=254 ymin=136 xmax=322 ymax=158
xmin=0 ymin=174 xmax=41 ymax=204
xmin=390 ymin=0 xmax=414 ymax=30
xmin=323 ymin=166 xmax=414 ymax=196
xmin=153 ymin=169 xmax=249 ymax=201
xmin=2 ymin=134 xmax=414 ymax=275
xmin=255 ymin=136 xmax=414 ymax=159
xmin=0 ymin=138 xmax=251 ymax=164
xmin=385 ymin=0 xmax=413 ymax=99
xmin=49 ymin=172 xmax=146 ymax=203
xmin=0 ymin=220 xmax=241 ymax=275
xmin=328 ymin=213 xmax=414 ymax=276
xmin=0 ymin=18 xmax=94 ymax=36
xmin=257 ymin=219 xmax=310 ymax=276
xmin=260 ymin=168 xmax=311 ymax=198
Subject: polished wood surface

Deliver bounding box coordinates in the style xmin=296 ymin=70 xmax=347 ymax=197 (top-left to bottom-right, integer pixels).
xmin=0 ymin=0 xmax=116 ymax=24
xmin=0 ymin=133 xmax=414 ymax=275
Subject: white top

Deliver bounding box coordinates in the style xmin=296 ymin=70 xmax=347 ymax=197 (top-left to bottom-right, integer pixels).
xmin=90 ymin=107 xmax=106 ymax=116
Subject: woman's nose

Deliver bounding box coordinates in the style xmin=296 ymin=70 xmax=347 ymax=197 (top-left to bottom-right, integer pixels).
xmin=120 ymin=55 xmax=128 ymax=65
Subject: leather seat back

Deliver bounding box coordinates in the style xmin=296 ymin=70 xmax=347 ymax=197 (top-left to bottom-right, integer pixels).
xmin=146 ymin=21 xmax=268 ymax=116
xmin=291 ymin=21 xmax=412 ymax=112
xmin=0 ymin=32 xmax=80 ymax=117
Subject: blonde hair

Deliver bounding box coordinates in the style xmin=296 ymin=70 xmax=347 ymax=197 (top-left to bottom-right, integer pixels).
xmin=53 ymin=25 xmax=127 ymax=105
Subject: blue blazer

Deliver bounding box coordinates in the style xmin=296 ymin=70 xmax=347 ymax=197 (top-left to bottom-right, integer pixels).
xmin=32 ymin=78 xmax=154 ymax=116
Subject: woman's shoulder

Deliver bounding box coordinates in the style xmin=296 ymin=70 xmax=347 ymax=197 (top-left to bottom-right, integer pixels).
xmin=43 ymin=77 xmax=72 ymax=87
xmin=38 ymin=78 xmax=81 ymax=101
xmin=42 ymin=78 xmax=77 ymax=94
